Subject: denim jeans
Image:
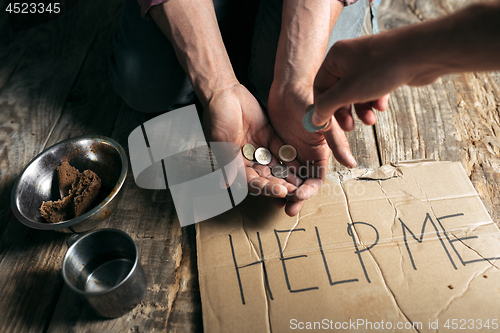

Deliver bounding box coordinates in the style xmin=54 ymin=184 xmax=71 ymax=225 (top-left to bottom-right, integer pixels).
xmin=109 ymin=0 xmax=367 ymax=113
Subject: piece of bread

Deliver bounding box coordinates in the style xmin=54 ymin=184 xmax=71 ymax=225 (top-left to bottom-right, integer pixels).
xmin=57 ymin=161 xmax=80 ymax=197
xmin=40 ymin=163 xmax=101 ymax=223
xmin=40 ymin=193 xmax=75 ymax=223
xmin=72 ymin=169 xmax=101 ymax=217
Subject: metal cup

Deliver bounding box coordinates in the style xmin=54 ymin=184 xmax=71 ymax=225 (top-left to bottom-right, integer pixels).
xmin=62 ymin=229 xmax=147 ymax=318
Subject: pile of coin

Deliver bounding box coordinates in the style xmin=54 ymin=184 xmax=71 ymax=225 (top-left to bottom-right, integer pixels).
xmin=242 ymin=143 xmax=297 ymax=179
xmin=271 ymin=165 xmax=290 ymax=179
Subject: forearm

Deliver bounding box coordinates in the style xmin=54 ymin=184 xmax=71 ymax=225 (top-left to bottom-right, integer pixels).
xmin=273 ymin=0 xmax=343 ymax=89
xmin=149 ymin=0 xmax=237 ymax=106
xmin=386 ymin=1 xmax=500 ymax=85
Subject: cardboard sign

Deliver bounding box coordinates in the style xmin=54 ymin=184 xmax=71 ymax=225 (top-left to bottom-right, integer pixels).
xmin=196 ymin=161 xmax=500 ymax=332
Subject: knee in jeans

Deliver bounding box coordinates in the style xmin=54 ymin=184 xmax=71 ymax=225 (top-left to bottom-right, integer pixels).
xmin=109 ymin=52 xmax=194 ymax=113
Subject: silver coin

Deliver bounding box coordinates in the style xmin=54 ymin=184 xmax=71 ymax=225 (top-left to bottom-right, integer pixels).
xmin=279 ymin=144 xmax=297 ymax=162
xmin=271 ymin=165 xmax=290 ymax=179
xmin=254 ymin=147 xmax=272 ymax=165
xmin=242 ymin=143 xmax=256 ymax=161
xmin=302 ymin=105 xmax=330 ymax=133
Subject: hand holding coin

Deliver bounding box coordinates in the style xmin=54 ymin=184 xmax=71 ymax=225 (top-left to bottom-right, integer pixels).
xmin=266 ymin=84 xmax=344 ymax=215
xmin=203 ymin=83 xmax=304 ymax=214
xmin=242 ymin=145 xmax=292 ymax=179
xmin=241 ymin=143 xmax=303 ymax=196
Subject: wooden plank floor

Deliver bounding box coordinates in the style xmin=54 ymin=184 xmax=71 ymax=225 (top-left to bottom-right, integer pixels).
xmin=376 ymin=0 xmax=500 ymax=223
xmin=0 ymin=1 xmax=201 ymax=332
xmin=0 ymin=0 xmax=498 ymax=332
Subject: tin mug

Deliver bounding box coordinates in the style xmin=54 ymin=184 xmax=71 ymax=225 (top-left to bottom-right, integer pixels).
xmin=62 ymin=228 xmax=147 ymax=318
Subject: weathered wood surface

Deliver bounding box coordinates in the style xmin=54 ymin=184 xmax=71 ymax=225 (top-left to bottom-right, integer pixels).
xmin=46 ymin=105 xmax=202 ymax=332
xmin=0 ymin=0 xmax=499 ymax=332
xmin=0 ymin=1 xmax=125 ymax=332
xmin=0 ymin=0 xmax=203 ymax=330
xmin=329 ymin=110 xmax=381 ymax=172
xmin=375 ymin=0 xmax=500 ymax=223
xmin=0 ymin=4 xmax=95 ymax=237
xmin=328 ymin=4 xmax=381 ymax=173
xmin=44 ymin=0 xmax=124 ymax=148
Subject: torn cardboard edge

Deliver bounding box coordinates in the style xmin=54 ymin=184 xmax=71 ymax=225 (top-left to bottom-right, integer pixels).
xmin=330 ymin=159 xmax=443 ymax=182
xmin=196 ymin=161 xmax=500 ymax=333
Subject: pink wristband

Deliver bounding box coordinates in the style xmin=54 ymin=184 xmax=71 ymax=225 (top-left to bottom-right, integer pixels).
xmin=137 ymin=0 xmax=168 ymax=19
xmin=338 ymin=0 xmax=359 ymax=6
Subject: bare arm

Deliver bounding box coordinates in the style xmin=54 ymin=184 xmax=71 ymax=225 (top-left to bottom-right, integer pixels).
xmin=149 ymin=0 xmax=237 ymax=106
xmin=313 ymin=0 xmax=500 ymax=129
xmin=273 ymin=0 xmax=342 ymax=89
xmin=267 ymin=0 xmax=354 ymax=216
xmin=149 ymin=0 xmax=314 ymax=215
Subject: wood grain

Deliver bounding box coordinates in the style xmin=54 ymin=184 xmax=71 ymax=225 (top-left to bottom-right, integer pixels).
xmin=329 ymin=5 xmax=381 ymax=173
xmin=0 ymin=219 xmax=68 ymax=333
xmin=377 ymin=0 xmax=477 ymax=31
xmin=46 ymin=105 xmax=203 ymax=332
xmin=329 ymin=116 xmax=381 ymax=173
xmin=44 ymin=0 xmax=124 ymax=148
xmin=375 ymin=0 xmax=500 ymax=222
xmin=0 ymin=1 xmax=127 ymax=332
xmin=2 ymin=0 xmax=498 ymax=332
xmin=0 ymin=1 xmax=103 ymax=236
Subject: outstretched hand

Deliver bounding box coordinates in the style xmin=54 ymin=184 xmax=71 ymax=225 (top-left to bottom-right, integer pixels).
xmin=313 ymin=0 xmax=500 ymax=128
xmin=204 ymin=83 xmax=307 ymax=216
xmin=267 ymin=83 xmax=360 ymax=216
xmin=313 ymin=36 xmax=401 ymax=130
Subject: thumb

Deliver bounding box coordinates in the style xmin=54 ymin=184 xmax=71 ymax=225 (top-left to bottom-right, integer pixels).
xmin=312 ymin=80 xmax=353 ymax=127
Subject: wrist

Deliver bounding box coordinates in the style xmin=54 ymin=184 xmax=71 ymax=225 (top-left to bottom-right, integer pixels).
xmin=268 ymin=81 xmax=313 ymax=121
xmin=192 ymin=71 xmax=239 ymax=108
xmin=273 ymin=69 xmax=316 ymax=94
xmin=270 ymin=79 xmax=312 ymax=102
xmin=273 ymin=0 xmax=342 ymax=101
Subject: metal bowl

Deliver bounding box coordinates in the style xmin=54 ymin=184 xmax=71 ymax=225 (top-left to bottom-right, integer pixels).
xmin=11 ymin=135 xmax=128 ymax=233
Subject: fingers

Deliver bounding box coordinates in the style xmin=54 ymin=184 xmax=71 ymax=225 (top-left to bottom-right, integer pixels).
xmin=354 ymin=103 xmax=377 ymax=126
xmin=334 ymin=105 xmax=355 ymax=132
xmin=291 ymin=177 xmax=322 ymax=201
xmin=283 ymin=178 xmax=322 ymax=216
xmin=246 ymin=165 xmax=297 ymax=199
xmin=285 ymin=200 xmax=305 ymax=217
xmin=312 ymin=82 xmax=350 ymax=127
xmin=371 ymin=94 xmax=390 ymax=112
xmin=245 ymin=154 xmax=328 ymax=215
xmin=246 ymin=160 xmax=323 ymax=217
xmin=284 ymin=176 xmax=324 ymax=216
xmin=315 ymin=102 xmax=381 ymax=132
xmin=268 ymin=133 xmax=303 ymax=187
xmin=313 ymin=48 xmax=342 ymax=95
xmin=314 ymin=84 xmax=391 ymax=128
xmin=312 ymin=45 xmax=352 ymax=127
xmin=274 ymin=198 xmax=287 ymax=209
xmin=283 ymin=161 xmax=326 ymax=216
xmin=315 ymin=98 xmax=386 ymax=132
xmin=321 ymin=116 xmax=356 ymax=168
xmin=347 ymin=95 xmax=390 ymax=127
